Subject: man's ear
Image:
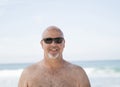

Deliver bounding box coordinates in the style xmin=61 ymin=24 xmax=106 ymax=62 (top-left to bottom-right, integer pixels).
xmin=63 ymin=40 xmax=65 ymax=48
xmin=40 ymin=40 xmax=43 ymax=48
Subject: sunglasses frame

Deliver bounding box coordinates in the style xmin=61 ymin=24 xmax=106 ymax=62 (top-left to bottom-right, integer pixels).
xmin=42 ymin=37 xmax=64 ymax=44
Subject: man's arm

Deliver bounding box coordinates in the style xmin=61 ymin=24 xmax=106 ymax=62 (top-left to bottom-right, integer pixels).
xmin=18 ymin=70 xmax=28 ymax=87
xmin=78 ymin=67 xmax=91 ymax=87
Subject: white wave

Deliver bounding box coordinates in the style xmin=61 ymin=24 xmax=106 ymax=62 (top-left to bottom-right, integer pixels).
xmin=84 ymin=68 xmax=120 ymax=77
xmin=0 ymin=69 xmax=23 ymax=87
xmin=0 ymin=69 xmax=23 ymax=77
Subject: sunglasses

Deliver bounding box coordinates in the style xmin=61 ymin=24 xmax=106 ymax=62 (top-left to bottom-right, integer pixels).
xmin=42 ymin=37 xmax=64 ymax=44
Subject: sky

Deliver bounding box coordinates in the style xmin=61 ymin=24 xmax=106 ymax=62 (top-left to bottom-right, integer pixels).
xmin=0 ymin=0 xmax=120 ymax=63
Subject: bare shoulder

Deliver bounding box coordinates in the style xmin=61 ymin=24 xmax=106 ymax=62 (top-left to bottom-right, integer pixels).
xmin=65 ymin=61 xmax=86 ymax=73
xmin=18 ymin=62 xmax=42 ymax=87
xmin=21 ymin=62 xmax=39 ymax=75
xmin=65 ymin=61 xmax=91 ymax=87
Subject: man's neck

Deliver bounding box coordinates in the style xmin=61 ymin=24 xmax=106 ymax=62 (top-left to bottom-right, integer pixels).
xmin=42 ymin=57 xmax=65 ymax=69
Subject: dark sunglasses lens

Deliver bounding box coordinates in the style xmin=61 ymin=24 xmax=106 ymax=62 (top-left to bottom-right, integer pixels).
xmin=44 ymin=38 xmax=53 ymax=44
xmin=54 ymin=38 xmax=63 ymax=43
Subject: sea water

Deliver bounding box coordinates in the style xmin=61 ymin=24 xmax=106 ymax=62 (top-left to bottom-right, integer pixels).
xmin=0 ymin=60 xmax=120 ymax=87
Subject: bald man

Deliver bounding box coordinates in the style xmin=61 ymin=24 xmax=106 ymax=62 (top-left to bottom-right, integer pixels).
xmin=18 ymin=26 xmax=91 ymax=87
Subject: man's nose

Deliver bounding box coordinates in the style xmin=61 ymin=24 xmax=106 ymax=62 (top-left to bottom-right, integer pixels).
xmin=51 ymin=41 xmax=57 ymax=45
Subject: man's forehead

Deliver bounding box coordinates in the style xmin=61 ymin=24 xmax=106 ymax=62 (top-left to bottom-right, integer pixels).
xmin=42 ymin=26 xmax=64 ymax=38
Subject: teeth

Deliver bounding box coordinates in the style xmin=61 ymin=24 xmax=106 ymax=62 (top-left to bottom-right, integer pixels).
xmin=49 ymin=48 xmax=57 ymax=51
xmin=49 ymin=47 xmax=59 ymax=52
xmin=51 ymin=49 xmax=57 ymax=51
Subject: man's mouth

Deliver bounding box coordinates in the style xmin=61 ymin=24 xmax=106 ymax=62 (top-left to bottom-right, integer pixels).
xmin=49 ymin=48 xmax=58 ymax=54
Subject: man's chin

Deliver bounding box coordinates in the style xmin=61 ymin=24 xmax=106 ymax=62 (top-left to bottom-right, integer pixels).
xmin=48 ymin=53 xmax=59 ymax=59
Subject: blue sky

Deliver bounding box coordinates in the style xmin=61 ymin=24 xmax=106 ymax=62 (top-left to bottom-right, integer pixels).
xmin=0 ymin=0 xmax=120 ymax=63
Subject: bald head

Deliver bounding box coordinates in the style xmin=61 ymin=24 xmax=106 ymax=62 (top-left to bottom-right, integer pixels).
xmin=42 ymin=26 xmax=64 ymax=39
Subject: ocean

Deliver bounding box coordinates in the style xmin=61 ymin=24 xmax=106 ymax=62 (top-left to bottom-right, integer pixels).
xmin=0 ymin=60 xmax=120 ymax=87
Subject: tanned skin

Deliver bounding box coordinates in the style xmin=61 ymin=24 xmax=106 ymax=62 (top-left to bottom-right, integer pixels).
xmin=18 ymin=26 xmax=91 ymax=87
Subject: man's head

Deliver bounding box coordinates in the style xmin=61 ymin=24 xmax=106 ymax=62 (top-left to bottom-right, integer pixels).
xmin=41 ymin=26 xmax=65 ymax=60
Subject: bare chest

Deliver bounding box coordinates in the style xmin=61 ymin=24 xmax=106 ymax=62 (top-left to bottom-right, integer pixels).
xmin=29 ymin=79 xmax=76 ymax=87
xmin=28 ymin=70 xmax=78 ymax=87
